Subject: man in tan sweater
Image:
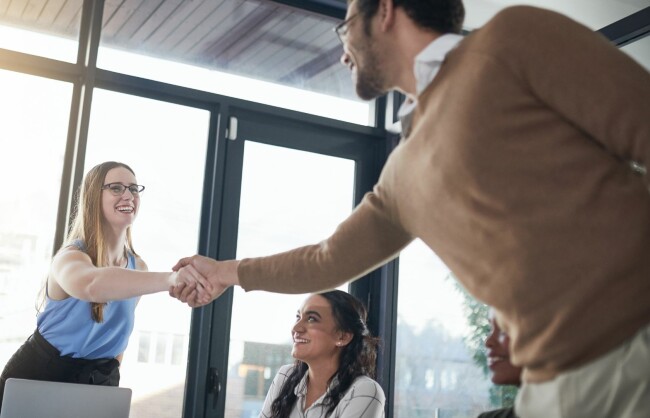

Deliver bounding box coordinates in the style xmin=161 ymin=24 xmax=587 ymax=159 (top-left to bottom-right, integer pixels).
xmin=173 ymin=1 xmax=650 ymax=416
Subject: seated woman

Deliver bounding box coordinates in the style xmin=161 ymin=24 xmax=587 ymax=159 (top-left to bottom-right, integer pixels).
xmin=478 ymin=311 xmax=523 ymax=418
xmin=260 ymin=290 xmax=385 ymax=418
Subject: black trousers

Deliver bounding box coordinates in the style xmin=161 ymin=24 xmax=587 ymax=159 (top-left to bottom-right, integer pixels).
xmin=0 ymin=329 xmax=120 ymax=410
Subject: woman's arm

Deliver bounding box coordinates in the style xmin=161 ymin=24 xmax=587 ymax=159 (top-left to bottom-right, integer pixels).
xmin=51 ymin=248 xmax=211 ymax=303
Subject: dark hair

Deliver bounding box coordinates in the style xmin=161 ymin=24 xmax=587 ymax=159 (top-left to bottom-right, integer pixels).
xmin=270 ymin=290 xmax=380 ymax=417
xmin=353 ymin=0 xmax=465 ymax=35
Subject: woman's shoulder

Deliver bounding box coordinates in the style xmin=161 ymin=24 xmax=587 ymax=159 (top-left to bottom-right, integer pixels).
xmin=52 ymin=241 xmax=88 ymax=264
xmin=133 ymin=254 xmax=148 ymax=271
xmin=65 ymin=239 xmax=86 ymax=252
xmin=276 ymin=364 xmax=296 ymax=378
xmin=267 ymin=364 xmax=298 ymax=395
xmin=348 ymin=375 xmax=385 ymax=400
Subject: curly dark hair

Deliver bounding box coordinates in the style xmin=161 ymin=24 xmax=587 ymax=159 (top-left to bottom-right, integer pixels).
xmin=269 ymin=290 xmax=380 ymax=417
xmin=351 ymin=0 xmax=465 ymax=35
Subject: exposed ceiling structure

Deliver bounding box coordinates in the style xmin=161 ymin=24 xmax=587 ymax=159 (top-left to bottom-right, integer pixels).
xmin=0 ymin=0 xmax=648 ymax=100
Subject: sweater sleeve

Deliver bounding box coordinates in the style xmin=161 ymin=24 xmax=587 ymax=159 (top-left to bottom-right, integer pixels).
xmin=491 ymin=6 xmax=650 ymax=182
xmin=239 ymin=185 xmax=413 ymax=294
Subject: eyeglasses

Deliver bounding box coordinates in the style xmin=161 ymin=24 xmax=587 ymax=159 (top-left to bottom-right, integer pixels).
xmin=102 ymin=183 xmax=145 ymax=196
xmin=333 ymin=13 xmax=358 ymax=44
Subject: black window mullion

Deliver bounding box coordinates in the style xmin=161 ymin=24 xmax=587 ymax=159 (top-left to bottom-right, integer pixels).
xmin=53 ymin=0 xmax=104 ymax=253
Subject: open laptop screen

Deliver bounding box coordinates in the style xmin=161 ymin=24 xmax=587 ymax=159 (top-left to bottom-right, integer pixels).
xmin=0 ymin=378 xmax=131 ymax=418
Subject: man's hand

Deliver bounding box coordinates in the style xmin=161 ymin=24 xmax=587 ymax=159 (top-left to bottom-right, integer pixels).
xmin=168 ymin=264 xmax=213 ymax=306
xmin=169 ymin=255 xmax=240 ymax=308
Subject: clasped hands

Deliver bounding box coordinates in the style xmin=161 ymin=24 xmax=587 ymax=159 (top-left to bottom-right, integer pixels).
xmin=169 ymin=255 xmax=238 ymax=308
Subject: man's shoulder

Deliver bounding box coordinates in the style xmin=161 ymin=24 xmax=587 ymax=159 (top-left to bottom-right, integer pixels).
xmin=488 ymin=5 xmax=566 ymax=27
xmin=475 ymin=5 xmax=584 ymax=43
xmin=457 ymin=5 xmax=588 ymax=65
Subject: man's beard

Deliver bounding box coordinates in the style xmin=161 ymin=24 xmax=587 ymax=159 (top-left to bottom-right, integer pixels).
xmin=354 ymin=42 xmax=387 ymax=100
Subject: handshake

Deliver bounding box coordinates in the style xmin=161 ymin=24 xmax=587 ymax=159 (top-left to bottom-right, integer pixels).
xmin=168 ymin=255 xmax=240 ymax=307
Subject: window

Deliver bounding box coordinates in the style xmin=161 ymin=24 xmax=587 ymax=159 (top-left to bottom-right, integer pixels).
xmin=0 ymin=70 xmax=72 ymax=371
xmin=0 ymin=0 xmax=82 ymax=62
xmin=84 ymin=89 xmax=210 ymax=418
xmin=96 ymin=0 xmax=371 ymax=125
xmin=394 ymin=240 xmax=495 ymax=417
xmin=225 ymin=142 xmax=355 ymax=418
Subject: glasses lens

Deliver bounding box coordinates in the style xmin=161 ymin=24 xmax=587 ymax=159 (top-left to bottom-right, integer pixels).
xmin=109 ymin=184 xmax=126 ymax=195
xmin=128 ymin=185 xmax=143 ymax=195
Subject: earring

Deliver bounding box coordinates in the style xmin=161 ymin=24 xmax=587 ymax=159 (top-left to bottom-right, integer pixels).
xmin=336 ymin=342 xmax=341 ymax=346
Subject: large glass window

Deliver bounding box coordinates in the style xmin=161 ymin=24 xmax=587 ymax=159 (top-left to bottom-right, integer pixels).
xmin=394 ymin=240 xmax=500 ymax=417
xmin=0 ymin=0 xmax=82 ymax=62
xmin=0 ymin=70 xmax=72 ymax=370
xmin=225 ymin=142 xmax=355 ymax=418
xmin=84 ymin=89 xmax=210 ymax=418
xmin=97 ymin=0 xmax=370 ymax=125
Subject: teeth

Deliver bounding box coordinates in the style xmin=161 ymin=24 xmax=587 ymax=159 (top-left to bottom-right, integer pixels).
xmin=117 ymin=206 xmax=133 ymax=213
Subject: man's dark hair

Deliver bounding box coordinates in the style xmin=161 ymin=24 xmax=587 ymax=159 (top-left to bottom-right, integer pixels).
xmin=353 ymin=0 xmax=465 ymax=35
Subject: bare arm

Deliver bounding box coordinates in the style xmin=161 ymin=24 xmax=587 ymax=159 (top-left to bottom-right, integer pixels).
xmin=51 ymin=248 xmax=212 ymax=303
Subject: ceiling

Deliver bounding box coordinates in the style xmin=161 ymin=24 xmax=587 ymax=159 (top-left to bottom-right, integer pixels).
xmin=0 ymin=0 xmax=648 ymax=100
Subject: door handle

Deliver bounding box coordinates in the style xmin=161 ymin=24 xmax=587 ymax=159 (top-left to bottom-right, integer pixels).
xmin=208 ymin=367 xmax=221 ymax=409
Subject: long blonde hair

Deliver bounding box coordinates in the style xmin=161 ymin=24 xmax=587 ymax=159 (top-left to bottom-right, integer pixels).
xmin=64 ymin=161 xmax=139 ymax=322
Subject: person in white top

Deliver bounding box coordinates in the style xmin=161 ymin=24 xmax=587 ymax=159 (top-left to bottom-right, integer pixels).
xmin=259 ymin=290 xmax=385 ymax=418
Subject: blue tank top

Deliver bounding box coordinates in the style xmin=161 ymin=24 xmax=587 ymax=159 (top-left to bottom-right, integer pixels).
xmin=37 ymin=243 xmax=138 ymax=359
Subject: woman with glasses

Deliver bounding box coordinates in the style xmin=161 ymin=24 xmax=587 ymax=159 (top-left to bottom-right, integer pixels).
xmin=0 ymin=161 xmax=211 ymax=410
xmin=260 ymin=290 xmax=385 ymax=418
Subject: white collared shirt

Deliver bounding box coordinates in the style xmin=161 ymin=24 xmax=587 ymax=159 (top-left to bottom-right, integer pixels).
xmin=397 ymin=33 xmax=464 ymax=133
xmin=259 ymin=364 xmax=385 ymax=418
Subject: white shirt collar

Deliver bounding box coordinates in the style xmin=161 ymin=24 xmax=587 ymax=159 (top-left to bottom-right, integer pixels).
xmin=397 ymin=33 xmax=464 ymax=121
xmin=294 ymin=371 xmax=339 ymax=411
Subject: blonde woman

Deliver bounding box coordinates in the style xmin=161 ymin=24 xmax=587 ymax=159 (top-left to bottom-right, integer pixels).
xmin=0 ymin=161 xmax=210 ymax=410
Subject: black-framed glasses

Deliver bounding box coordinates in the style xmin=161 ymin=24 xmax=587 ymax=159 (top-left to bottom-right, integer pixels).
xmin=333 ymin=13 xmax=358 ymax=44
xmin=102 ymin=183 xmax=145 ymax=196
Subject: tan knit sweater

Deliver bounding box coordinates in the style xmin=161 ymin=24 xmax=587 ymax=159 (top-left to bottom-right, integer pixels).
xmin=239 ymin=6 xmax=650 ymax=382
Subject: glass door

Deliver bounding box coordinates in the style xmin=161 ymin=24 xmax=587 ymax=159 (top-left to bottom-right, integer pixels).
xmin=201 ymin=104 xmax=384 ymax=418
xmin=226 ymin=141 xmax=355 ymax=418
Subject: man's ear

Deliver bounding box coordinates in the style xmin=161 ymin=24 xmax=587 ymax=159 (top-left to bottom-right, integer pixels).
xmin=379 ymin=0 xmax=396 ymax=32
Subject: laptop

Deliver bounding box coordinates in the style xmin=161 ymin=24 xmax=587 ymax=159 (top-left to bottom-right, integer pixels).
xmin=1 ymin=378 xmax=132 ymax=418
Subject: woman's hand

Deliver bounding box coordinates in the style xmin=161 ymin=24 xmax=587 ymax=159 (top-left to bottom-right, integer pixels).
xmin=169 ymin=256 xmax=240 ymax=308
xmin=169 ymin=263 xmax=214 ymax=306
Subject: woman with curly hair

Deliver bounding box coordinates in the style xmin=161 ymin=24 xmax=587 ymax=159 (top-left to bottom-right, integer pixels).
xmin=260 ymin=290 xmax=385 ymax=418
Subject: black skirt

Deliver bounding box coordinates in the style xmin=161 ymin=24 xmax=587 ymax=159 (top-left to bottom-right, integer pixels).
xmin=0 ymin=329 xmax=120 ymax=410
